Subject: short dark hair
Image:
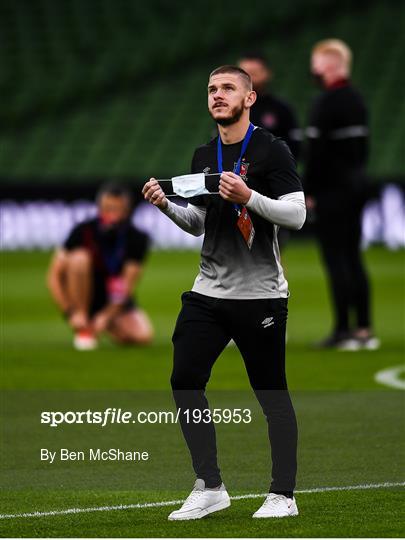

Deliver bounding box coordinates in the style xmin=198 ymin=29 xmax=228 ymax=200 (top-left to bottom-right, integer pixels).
xmin=96 ymin=182 xmax=133 ymax=208
xmin=239 ymin=51 xmax=270 ymax=68
xmin=209 ymin=65 xmax=252 ymax=90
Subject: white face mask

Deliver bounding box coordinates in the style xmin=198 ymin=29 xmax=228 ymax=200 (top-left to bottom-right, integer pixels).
xmin=171 ymin=173 xmax=210 ymax=198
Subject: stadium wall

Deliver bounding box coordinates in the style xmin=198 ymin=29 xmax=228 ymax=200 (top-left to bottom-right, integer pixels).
xmin=1 ymin=183 xmax=404 ymax=251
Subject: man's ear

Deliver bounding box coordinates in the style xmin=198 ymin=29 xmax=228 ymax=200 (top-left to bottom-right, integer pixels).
xmin=245 ymin=90 xmax=257 ymax=109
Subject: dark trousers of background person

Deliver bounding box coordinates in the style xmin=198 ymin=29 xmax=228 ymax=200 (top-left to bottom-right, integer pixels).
xmin=171 ymin=291 xmax=298 ymax=494
xmin=316 ymin=198 xmax=371 ymax=333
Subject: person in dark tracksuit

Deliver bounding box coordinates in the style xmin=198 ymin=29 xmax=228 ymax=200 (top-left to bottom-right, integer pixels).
xmin=143 ymin=65 xmax=306 ymax=520
xmin=238 ymin=53 xmax=301 ymax=251
xmin=304 ymin=39 xmax=379 ymax=350
xmin=238 ymin=52 xmax=301 ymax=160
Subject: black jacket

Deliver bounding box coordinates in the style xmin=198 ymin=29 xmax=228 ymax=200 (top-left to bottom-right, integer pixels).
xmin=250 ymin=93 xmax=301 ymax=160
xmin=304 ymin=80 xmax=369 ymax=206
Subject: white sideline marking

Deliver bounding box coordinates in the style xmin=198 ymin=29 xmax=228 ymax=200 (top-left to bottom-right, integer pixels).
xmin=375 ymin=365 xmax=405 ymax=390
xmin=0 ymin=481 xmax=404 ymax=520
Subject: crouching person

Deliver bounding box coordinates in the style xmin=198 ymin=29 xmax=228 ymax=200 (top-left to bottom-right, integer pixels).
xmin=47 ymin=183 xmax=153 ymax=350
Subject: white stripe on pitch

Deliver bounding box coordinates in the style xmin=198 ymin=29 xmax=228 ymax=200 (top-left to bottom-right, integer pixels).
xmin=0 ymin=481 xmax=403 ymax=520
xmin=375 ymin=365 xmax=405 ymax=390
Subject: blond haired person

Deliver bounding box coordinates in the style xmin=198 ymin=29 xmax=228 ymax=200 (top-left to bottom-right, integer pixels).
xmin=305 ymin=39 xmax=379 ymax=350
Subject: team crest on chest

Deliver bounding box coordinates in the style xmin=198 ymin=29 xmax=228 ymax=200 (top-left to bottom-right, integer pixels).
xmin=236 ymin=160 xmax=250 ymax=181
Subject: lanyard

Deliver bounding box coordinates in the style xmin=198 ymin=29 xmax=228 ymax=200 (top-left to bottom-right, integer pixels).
xmin=217 ymin=122 xmax=254 ymax=213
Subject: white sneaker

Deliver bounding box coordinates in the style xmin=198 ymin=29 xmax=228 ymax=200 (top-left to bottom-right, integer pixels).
xmin=168 ymin=479 xmax=230 ymax=521
xmin=338 ymin=335 xmax=381 ymax=351
xmin=337 ymin=338 xmax=361 ymax=351
xmin=253 ymin=493 xmax=298 ymax=518
xmin=73 ymin=329 xmax=98 ymax=351
xmin=357 ymin=335 xmax=381 ymax=350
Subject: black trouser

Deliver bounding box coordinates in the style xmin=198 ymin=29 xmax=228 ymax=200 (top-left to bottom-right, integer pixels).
xmin=170 ymin=291 xmax=297 ymax=493
xmin=316 ymin=203 xmax=371 ymax=333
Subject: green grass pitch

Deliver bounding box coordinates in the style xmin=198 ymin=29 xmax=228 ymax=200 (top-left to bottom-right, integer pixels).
xmin=1 ymin=242 xmax=404 ymax=537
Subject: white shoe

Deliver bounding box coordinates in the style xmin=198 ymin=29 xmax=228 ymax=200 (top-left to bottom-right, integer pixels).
xmin=253 ymin=493 xmax=298 ymax=518
xmin=73 ymin=330 xmax=98 ymax=351
xmin=168 ymin=479 xmax=230 ymax=521
xmin=338 ymin=335 xmax=381 ymax=351
xmin=337 ymin=338 xmax=361 ymax=351
xmin=357 ymin=335 xmax=381 ymax=350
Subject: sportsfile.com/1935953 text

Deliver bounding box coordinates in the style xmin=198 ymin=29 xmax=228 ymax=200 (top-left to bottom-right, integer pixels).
xmin=40 ymin=408 xmax=252 ymax=427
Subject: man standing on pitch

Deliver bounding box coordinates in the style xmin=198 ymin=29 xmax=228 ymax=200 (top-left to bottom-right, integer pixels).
xmin=305 ymin=40 xmax=379 ymax=350
xmin=238 ymin=52 xmax=301 ymax=160
xmin=143 ymin=65 xmax=306 ymax=520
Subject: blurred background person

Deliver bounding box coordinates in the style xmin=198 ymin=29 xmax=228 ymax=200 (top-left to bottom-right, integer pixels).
xmin=304 ymin=39 xmax=379 ymax=351
xmin=238 ymin=52 xmax=302 ymax=251
xmin=238 ymin=52 xmax=301 ymax=160
xmin=47 ymin=183 xmax=153 ymax=350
